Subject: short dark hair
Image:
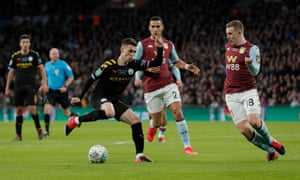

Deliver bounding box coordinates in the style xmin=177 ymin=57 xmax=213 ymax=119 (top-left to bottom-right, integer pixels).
xmin=150 ymin=16 xmax=162 ymax=21
xmin=121 ymin=38 xmax=137 ymax=46
xmin=19 ymin=34 xmax=31 ymax=41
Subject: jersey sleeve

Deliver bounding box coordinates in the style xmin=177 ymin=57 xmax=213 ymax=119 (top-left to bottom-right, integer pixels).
xmin=169 ymin=61 xmax=181 ymax=81
xmin=34 ymin=51 xmax=43 ymax=66
xmin=63 ymin=61 xmax=74 ymax=78
xmin=8 ymin=55 xmax=15 ymax=70
xmin=135 ymin=71 xmax=143 ymax=80
xmin=169 ymin=42 xmax=180 ymax=64
xmin=246 ymin=45 xmax=261 ymax=76
xmin=133 ymin=41 xmax=144 ymax=60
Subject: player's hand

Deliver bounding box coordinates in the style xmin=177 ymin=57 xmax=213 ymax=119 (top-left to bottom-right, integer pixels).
xmin=134 ymin=79 xmax=143 ymax=87
xmin=186 ymin=63 xmax=200 ymax=75
xmin=71 ymin=97 xmax=81 ymax=105
xmin=60 ymin=86 xmax=68 ymax=93
xmin=5 ymin=87 xmax=10 ymax=96
xmin=40 ymin=83 xmax=48 ymax=94
xmin=154 ymin=35 xmax=163 ymax=48
xmin=245 ymin=56 xmax=253 ymax=64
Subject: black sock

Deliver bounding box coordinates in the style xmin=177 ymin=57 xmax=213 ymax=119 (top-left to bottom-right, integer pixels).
xmin=78 ymin=109 xmax=107 ymax=123
xmin=44 ymin=114 xmax=50 ymax=132
xmin=31 ymin=114 xmax=42 ymax=131
xmin=131 ymin=122 xmax=144 ymax=154
xmin=16 ymin=116 xmax=23 ymax=136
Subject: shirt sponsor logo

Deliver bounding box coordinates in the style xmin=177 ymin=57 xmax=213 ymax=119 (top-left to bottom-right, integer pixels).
xmin=227 ymin=56 xmax=237 ymax=63
xmin=239 ymin=47 xmax=245 ymax=54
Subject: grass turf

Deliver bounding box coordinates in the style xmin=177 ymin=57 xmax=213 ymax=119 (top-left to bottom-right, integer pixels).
xmin=0 ymin=121 xmax=299 ymax=180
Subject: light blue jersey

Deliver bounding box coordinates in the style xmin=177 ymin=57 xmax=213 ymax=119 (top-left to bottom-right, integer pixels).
xmin=45 ymin=59 xmax=73 ymax=90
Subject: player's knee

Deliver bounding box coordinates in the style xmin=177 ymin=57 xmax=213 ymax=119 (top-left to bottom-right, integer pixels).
xmin=239 ymin=126 xmax=252 ymax=139
xmin=151 ymin=117 xmax=161 ymax=127
xmin=171 ymin=110 xmax=183 ymax=119
xmin=28 ymin=109 xmax=37 ymax=115
xmin=248 ymin=115 xmax=261 ymax=128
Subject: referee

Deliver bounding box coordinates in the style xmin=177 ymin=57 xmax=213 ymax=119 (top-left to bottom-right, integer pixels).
xmin=43 ymin=48 xmax=74 ymax=137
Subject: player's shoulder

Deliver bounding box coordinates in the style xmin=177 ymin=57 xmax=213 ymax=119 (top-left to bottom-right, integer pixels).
xmin=29 ymin=49 xmax=41 ymax=57
xmin=57 ymin=59 xmax=68 ymax=65
xmin=11 ymin=50 xmax=21 ymax=58
xmin=101 ymin=59 xmax=117 ymax=69
xmin=225 ymin=42 xmax=231 ymax=48
xmin=45 ymin=61 xmax=51 ymax=66
xmin=141 ymin=37 xmax=152 ymax=44
xmin=243 ymin=41 xmax=259 ymax=49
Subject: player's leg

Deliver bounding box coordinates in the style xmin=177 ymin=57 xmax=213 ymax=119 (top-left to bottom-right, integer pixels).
xmin=14 ymin=106 xmax=24 ymax=141
xmin=226 ymin=91 xmax=280 ymax=161
xmin=119 ymin=107 xmax=152 ymax=162
xmin=13 ymin=86 xmax=25 ymax=141
xmin=43 ymin=91 xmax=55 ymax=137
xmin=28 ymin=104 xmax=43 ymax=140
xmin=144 ymin=90 xmax=164 ymax=142
xmin=165 ymin=84 xmax=197 ymax=155
xmin=244 ymin=90 xmax=285 ymax=156
xmin=43 ymin=103 xmax=53 ymax=137
xmin=26 ymin=86 xmax=43 ymax=140
xmin=158 ymin=107 xmax=167 ymax=142
xmin=168 ymin=101 xmax=197 ymax=155
xmin=65 ymin=97 xmax=110 ymax=136
xmin=60 ymin=91 xmax=77 ymax=117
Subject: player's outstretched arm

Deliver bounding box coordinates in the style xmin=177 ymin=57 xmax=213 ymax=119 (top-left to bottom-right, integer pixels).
xmin=175 ymin=60 xmax=200 ymax=75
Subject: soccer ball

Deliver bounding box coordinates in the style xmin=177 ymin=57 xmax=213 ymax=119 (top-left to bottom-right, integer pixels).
xmin=88 ymin=145 xmax=108 ymax=163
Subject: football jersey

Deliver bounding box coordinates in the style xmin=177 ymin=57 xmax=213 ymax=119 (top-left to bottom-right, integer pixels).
xmin=8 ymin=50 xmax=43 ymax=85
xmin=45 ymin=59 xmax=73 ymax=90
xmin=224 ymin=41 xmax=257 ymax=93
xmin=134 ymin=37 xmax=179 ymax=93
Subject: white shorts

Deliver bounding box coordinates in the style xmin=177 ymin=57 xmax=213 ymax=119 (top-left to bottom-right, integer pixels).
xmin=225 ymin=89 xmax=261 ymax=124
xmin=144 ymin=83 xmax=181 ymax=113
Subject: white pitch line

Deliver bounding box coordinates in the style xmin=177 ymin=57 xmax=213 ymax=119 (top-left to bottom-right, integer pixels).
xmin=114 ymin=141 xmax=131 ymax=145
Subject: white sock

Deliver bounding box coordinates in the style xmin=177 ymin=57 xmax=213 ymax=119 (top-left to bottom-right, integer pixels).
xmin=75 ymin=117 xmax=80 ymax=124
xmin=159 ymin=126 xmax=167 ymax=137
xmin=149 ymin=119 xmax=154 ymax=128
xmin=136 ymin=153 xmax=144 ymax=158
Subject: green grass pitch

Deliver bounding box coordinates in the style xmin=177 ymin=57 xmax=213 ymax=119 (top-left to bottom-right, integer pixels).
xmin=0 ymin=121 xmax=299 ymax=180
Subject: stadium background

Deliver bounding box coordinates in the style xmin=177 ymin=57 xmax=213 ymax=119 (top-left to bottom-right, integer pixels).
xmin=0 ymin=0 xmax=299 ymax=121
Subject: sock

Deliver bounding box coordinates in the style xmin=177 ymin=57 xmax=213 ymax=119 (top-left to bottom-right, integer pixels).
xmin=158 ymin=126 xmax=167 ymax=137
xmin=78 ymin=110 xmax=107 ymax=122
xmin=176 ymin=120 xmax=191 ymax=148
xmin=251 ymin=131 xmax=275 ymax=153
xmin=16 ymin=116 xmax=23 ymax=137
xmin=136 ymin=153 xmax=144 ymax=159
xmin=31 ymin=114 xmax=42 ymax=131
xmin=44 ymin=114 xmax=50 ymax=133
xmin=256 ymin=120 xmax=272 ymax=144
xmin=131 ymin=122 xmax=144 ymax=154
xmin=149 ymin=119 xmax=154 ymax=128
